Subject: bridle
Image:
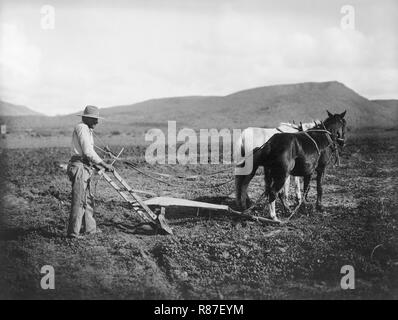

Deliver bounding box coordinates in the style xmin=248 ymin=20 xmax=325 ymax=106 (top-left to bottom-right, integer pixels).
xmin=321 ymin=118 xmax=346 ymax=165
xmin=322 ymin=118 xmax=346 ymax=146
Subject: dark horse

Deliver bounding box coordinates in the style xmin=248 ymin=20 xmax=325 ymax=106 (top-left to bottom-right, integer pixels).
xmin=235 ymin=110 xmax=346 ymax=221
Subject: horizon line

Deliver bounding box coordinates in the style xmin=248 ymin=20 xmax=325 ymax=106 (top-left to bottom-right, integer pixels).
xmin=1 ymin=80 xmax=397 ymax=117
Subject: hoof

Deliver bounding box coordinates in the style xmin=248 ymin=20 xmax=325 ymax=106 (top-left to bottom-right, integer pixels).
xmin=316 ymin=204 xmax=324 ymax=212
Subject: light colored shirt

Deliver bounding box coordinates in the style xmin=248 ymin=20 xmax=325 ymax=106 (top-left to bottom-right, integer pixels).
xmin=71 ymin=122 xmax=103 ymax=164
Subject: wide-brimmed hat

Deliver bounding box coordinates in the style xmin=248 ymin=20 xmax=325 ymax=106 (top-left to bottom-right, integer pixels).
xmin=76 ymin=105 xmax=104 ymax=119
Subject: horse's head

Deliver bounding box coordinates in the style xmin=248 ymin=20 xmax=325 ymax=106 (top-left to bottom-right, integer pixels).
xmin=323 ymin=110 xmax=347 ymax=147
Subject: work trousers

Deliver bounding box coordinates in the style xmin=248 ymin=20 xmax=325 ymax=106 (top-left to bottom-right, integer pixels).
xmin=66 ymin=160 xmax=96 ymax=237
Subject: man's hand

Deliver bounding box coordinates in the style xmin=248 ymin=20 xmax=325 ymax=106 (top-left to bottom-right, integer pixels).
xmin=104 ymin=163 xmax=114 ymax=172
xmin=100 ymin=161 xmax=114 ymax=172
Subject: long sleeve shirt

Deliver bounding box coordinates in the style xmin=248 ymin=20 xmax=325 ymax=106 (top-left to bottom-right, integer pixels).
xmin=71 ymin=122 xmax=103 ymax=165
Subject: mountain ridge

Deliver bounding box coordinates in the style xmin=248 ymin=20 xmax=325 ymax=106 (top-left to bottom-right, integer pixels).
xmin=99 ymin=80 xmax=395 ymax=130
xmin=2 ymin=81 xmax=396 ymax=132
xmin=0 ymin=100 xmax=43 ymax=117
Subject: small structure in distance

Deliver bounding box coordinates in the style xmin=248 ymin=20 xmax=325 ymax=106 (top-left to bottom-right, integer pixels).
xmin=0 ymin=124 xmax=6 ymax=135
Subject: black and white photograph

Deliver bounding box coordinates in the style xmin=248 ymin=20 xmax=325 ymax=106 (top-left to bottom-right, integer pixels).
xmin=0 ymin=0 xmax=397 ymax=304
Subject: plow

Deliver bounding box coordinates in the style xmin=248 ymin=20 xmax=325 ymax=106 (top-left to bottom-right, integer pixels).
xmin=95 ymin=146 xmax=281 ymax=236
xmin=97 ymin=168 xmax=174 ymax=235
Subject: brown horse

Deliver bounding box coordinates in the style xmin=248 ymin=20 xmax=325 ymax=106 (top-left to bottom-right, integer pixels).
xmin=240 ymin=110 xmax=346 ymax=221
xmin=234 ymin=121 xmax=319 ymax=210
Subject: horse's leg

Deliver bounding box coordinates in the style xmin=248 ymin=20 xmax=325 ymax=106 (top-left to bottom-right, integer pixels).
xmin=302 ymin=174 xmax=311 ymax=215
xmin=316 ymin=168 xmax=325 ymax=212
xmin=267 ymin=173 xmax=288 ymax=221
xmin=264 ymin=168 xmax=271 ymax=195
xmin=235 ymin=166 xmax=257 ymax=210
xmin=303 ymin=174 xmax=311 ymax=202
xmin=241 ymin=169 xmax=257 ymax=208
xmin=235 ymin=173 xmax=245 ymax=209
xmin=282 ymin=175 xmax=291 ymax=206
xmin=289 ymin=174 xmax=311 ymax=219
xmin=278 ymin=191 xmax=292 ymax=216
xmin=294 ymin=176 xmax=302 ymax=203
xmin=268 ymin=188 xmax=278 ymax=221
xmin=265 ymin=168 xmax=285 ymax=218
xmin=268 ymin=198 xmax=278 ymax=221
xmin=276 ymin=173 xmax=292 ymax=216
xmin=265 ymin=170 xmax=276 ymax=220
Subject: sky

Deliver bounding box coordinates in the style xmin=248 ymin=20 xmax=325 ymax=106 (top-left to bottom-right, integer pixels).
xmin=0 ymin=0 xmax=397 ymax=115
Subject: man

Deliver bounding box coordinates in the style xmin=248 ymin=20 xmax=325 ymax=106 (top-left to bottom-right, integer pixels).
xmin=66 ymin=105 xmax=114 ymax=239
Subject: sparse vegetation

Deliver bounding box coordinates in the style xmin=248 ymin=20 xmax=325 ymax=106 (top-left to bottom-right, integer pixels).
xmin=0 ymin=131 xmax=396 ymax=299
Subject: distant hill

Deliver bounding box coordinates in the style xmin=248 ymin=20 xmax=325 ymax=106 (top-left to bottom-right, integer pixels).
xmin=3 ymin=82 xmax=397 ymax=135
xmin=372 ymin=99 xmax=398 ymax=109
xmin=371 ymin=100 xmax=398 ymax=128
xmin=99 ymin=81 xmax=396 ymax=130
xmin=0 ymin=100 xmax=43 ymax=117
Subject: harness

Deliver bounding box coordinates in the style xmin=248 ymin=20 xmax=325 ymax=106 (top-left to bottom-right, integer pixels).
xmin=303 ymin=131 xmax=321 ymax=154
xmin=302 ymin=123 xmax=342 ymax=165
xmin=276 ymin=123 xmax=300 ymax=133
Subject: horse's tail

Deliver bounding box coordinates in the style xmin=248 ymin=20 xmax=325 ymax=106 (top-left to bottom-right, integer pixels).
xmin=234 ymin=135 xmax=246 ymax=208
xmin=237 ymin=135 xmax=245 ymax=158
xmin=233 ymin=135 xmax=245 ymax=172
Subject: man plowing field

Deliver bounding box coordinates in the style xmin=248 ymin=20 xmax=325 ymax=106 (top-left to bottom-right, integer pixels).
xmin=66 ymin=105 xmax=114 ymax=239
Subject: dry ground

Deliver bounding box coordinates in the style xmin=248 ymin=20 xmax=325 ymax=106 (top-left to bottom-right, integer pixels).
xmin=0 ymin=130 xmax=397 ymax=299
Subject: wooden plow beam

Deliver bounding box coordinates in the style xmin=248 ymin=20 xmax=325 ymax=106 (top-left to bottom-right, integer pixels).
xmin=144 ymin=197 xmax=281 ymax=225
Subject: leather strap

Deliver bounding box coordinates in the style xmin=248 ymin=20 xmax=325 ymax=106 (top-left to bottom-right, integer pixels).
xmin=303 ymin=131 xmax=320 ymax=155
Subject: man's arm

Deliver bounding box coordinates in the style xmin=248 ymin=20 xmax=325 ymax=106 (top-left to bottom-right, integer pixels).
xmin=76 ymin=125 xmax=114 ymax=171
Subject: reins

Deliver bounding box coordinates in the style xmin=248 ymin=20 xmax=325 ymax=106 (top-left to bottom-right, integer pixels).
xmin=93 ymin=138 xmax=235 ymax=191
xmin=123 ymin=160 xmax=235 ymax=189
